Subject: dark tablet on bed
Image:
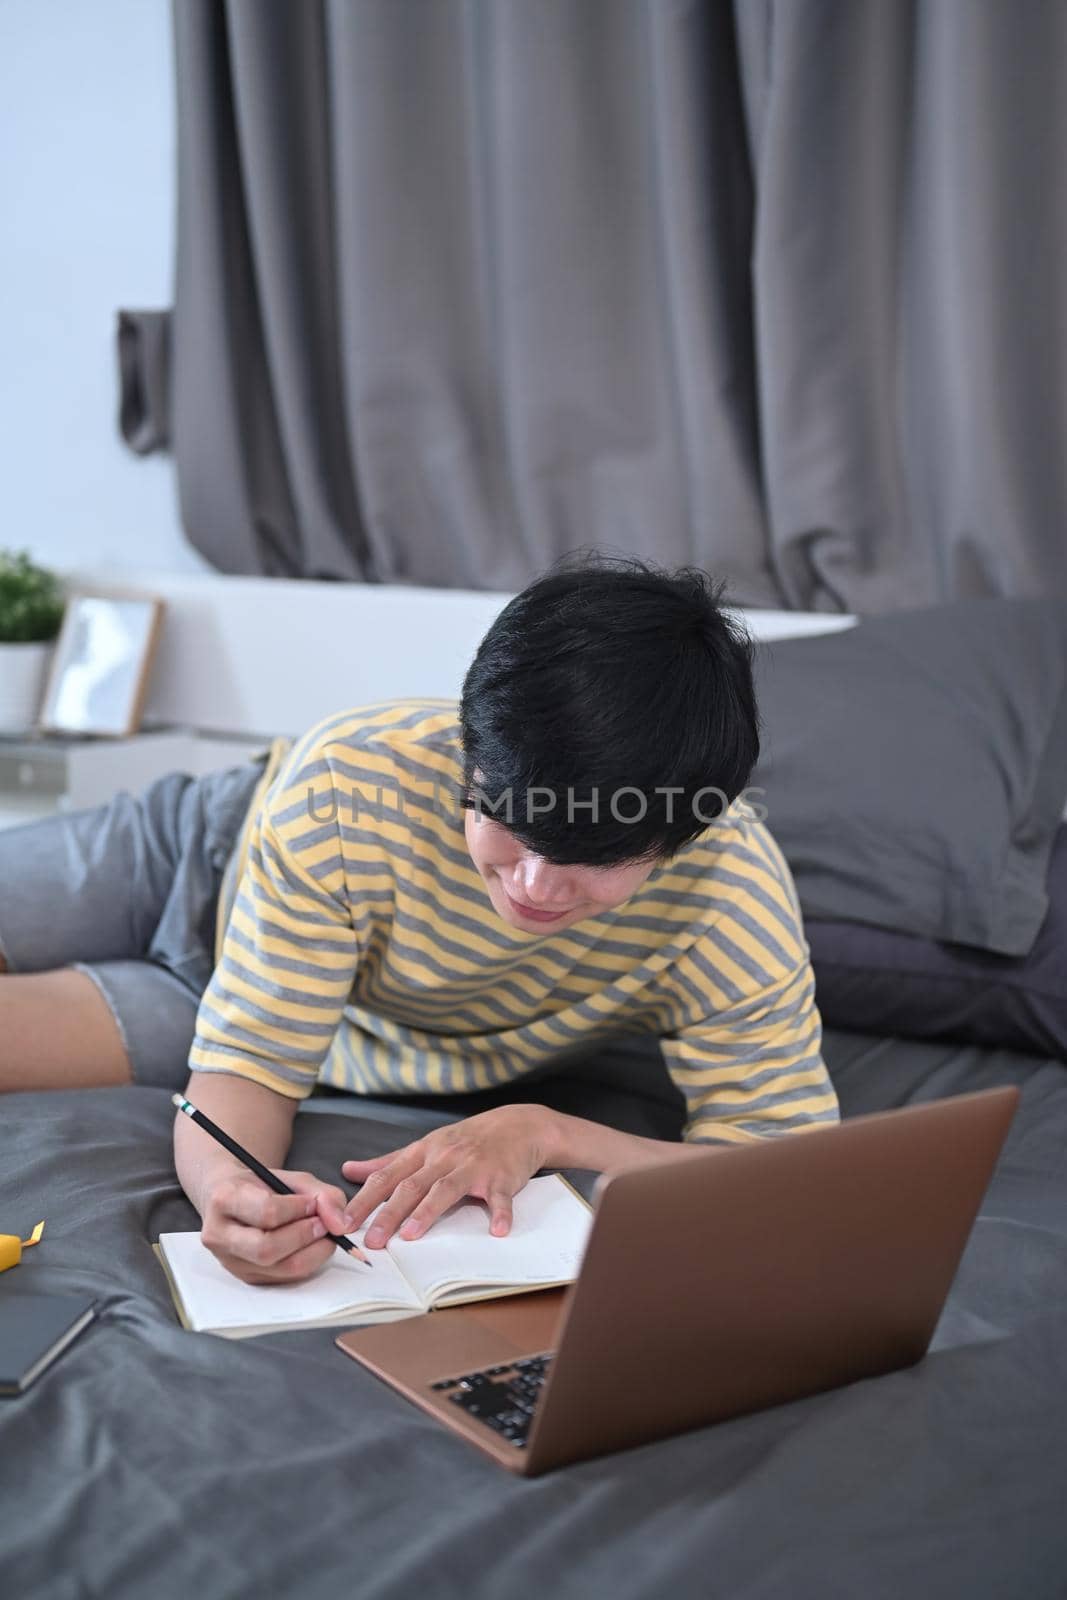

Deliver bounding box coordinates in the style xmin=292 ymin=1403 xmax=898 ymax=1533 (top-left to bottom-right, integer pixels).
xmin=0 ymin=1292 xmax=97 ymax=1396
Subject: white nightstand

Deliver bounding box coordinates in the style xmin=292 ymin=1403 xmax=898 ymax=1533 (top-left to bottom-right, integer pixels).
xmin=0 ymin=729 xmax=270 ymax=830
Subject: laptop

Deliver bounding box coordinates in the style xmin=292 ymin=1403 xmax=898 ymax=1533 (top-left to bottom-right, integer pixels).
xmin=336 ymin=1085 xmax=1019 ymax=1475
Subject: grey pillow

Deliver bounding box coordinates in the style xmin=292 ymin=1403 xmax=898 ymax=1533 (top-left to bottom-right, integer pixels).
xmin=806 ymin=827 xmax=1067 ymax=1058
xmin=751 ymin=598 xmax=1067 ymax=956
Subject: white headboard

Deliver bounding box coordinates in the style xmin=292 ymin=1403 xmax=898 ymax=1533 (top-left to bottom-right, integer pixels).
xmin=64 ymin=569 xmax=856 ymax=741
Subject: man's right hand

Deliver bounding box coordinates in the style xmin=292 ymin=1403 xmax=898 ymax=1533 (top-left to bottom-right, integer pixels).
xmin=199 ymin=1168 xmax=354 ymax=1284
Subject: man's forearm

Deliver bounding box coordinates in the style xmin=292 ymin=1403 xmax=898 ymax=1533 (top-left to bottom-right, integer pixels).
xmin=174 ymin=1070 xmax=299 ymax=1217
xmin=540 ymin=1109 xmax=715 ymax=1174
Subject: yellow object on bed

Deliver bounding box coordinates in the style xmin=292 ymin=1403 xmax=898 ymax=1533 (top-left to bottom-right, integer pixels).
xmin=0 ymin=1219 xmax=44 ymax=1272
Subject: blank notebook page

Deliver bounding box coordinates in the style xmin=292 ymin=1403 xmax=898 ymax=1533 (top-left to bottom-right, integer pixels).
xmin=159 ymin=1232 xmax=420 ymax=1331
xmin=382 ymin=1175 xmax=592 ymax=1299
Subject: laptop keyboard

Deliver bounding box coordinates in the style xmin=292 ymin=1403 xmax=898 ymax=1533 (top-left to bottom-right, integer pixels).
xmin=429 ymin=1354 xmax=554 ymax=1450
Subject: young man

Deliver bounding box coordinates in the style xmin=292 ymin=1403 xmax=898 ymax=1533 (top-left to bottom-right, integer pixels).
xmin=0 ymin=558 xmax=838 ymax=1282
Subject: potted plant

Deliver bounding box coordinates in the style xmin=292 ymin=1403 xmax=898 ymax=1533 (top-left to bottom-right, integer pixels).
xmin=0 ymin=551 xmax=66 ymax=735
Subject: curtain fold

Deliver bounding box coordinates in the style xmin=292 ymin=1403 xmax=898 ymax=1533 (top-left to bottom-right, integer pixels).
xmin=162 ymin=0 xmax=1067 ymax=606
xmin=116 ymin=310 xmax=172 ymax=455
xmin=738 ymin=0 xmax=1067 ymax=611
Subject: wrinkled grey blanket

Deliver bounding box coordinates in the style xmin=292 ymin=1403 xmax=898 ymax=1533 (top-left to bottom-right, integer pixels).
xmin=2 ymin=1030 xmax=1066 ymax=1600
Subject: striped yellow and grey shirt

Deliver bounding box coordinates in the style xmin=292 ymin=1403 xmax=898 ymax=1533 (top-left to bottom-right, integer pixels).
xmin=189 ymin=701 xmax=840 ymax=1145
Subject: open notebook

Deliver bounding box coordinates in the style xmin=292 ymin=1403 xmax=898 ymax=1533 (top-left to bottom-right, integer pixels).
xmin=155 ymin=1174 xmax=592 ymax=1339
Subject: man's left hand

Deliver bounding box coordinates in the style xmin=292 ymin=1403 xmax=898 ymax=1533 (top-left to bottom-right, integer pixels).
xmin=339 ymin=1104 xmax=554 ymax=1248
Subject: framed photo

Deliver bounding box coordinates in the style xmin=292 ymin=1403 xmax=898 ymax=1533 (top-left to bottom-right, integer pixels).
xmin=39 ymin=591 xmax=164 ymax=738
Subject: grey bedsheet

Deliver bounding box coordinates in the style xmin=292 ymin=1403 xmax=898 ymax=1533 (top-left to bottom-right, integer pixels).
xmin=2 ymin=1030 xmax=1066 ymax=1600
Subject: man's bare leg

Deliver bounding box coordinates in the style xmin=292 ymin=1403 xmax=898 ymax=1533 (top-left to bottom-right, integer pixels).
xmin=0 ymin=966 xmax=132 ymax=1091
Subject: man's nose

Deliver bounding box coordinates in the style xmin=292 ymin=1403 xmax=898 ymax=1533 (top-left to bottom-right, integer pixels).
xmin=519 ymin=855 xmax=574 ymax=906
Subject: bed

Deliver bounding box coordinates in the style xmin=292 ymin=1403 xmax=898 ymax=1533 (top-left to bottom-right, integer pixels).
xmin=2 ymin=1025 xmax=1067 ymax=1600
xmin=3 ymin=589 xmax=1066 ymax=1598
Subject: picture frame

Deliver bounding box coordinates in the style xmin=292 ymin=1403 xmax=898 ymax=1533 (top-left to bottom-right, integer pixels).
xmin=38 ymin=591 xmax=165 ymax=738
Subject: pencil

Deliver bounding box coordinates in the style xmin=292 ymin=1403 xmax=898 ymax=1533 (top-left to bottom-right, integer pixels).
xmin=171 ymin=1093 xmax=371 ymax=1270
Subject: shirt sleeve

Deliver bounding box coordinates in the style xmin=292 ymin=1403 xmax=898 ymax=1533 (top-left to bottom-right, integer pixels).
xmin=188 ymin=742 xmax=360 ymax=1099
xmin=657 ymin=826 xmax=840 ymax=1145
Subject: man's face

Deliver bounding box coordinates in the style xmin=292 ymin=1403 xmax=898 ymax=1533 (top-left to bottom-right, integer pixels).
xmin=463 ymin=804 xmax=659 ymax=933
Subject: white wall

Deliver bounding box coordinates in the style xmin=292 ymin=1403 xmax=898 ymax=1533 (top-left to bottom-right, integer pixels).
xmin=0 ymin=0 xmax=208 ymax=575
xmin=63 ymin=566 xmax=856 ymax=740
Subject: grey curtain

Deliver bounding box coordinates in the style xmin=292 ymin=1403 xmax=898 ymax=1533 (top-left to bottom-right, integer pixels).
xmin=117 ymin=311 xmax=172 ymax=455
xmin=161 ymin=0 xmax=1067 ymax=607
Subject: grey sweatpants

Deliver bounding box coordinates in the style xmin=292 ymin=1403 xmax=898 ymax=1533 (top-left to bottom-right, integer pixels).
xmin=0 ymin=756 xmax=266 ymax=1089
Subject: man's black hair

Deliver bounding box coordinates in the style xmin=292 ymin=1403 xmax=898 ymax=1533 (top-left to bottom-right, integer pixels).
xmin=458 ymin=550 xmax=761 ymax=867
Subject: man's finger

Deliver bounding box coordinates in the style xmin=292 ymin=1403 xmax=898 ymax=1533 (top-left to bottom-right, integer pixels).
xmin=205 ymin=1214 xmax=331 ymax=1276
xmin=487 ymin=1189 xmax=514 ymax=1237
xmin=224 ymin=1183 xmax=312 ymax=1232
xmin=341 ymin=1149 xmax=408 ymax=1180
xmin=341 ymin=1150 xmax=424 ymax=1232
xmin=361 ymin=1169 xmax=438 ymax=1247
xmin=246 ymin=1212 xmax=331 ymax=1267
xmin=307 ymin=1184 xmax=350 ymax=1235
xmin=276 ymin=1172 xmax=351 ymax=1234
xmin=396 ymin=1170 xmax=471 ymax=1241
xmin=216 ymin=1235 xmax=338 ymax=1285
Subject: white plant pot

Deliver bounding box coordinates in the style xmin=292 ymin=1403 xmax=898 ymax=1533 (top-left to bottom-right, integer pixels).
xmin=0 ymin=641 xmax=54 ymax=735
